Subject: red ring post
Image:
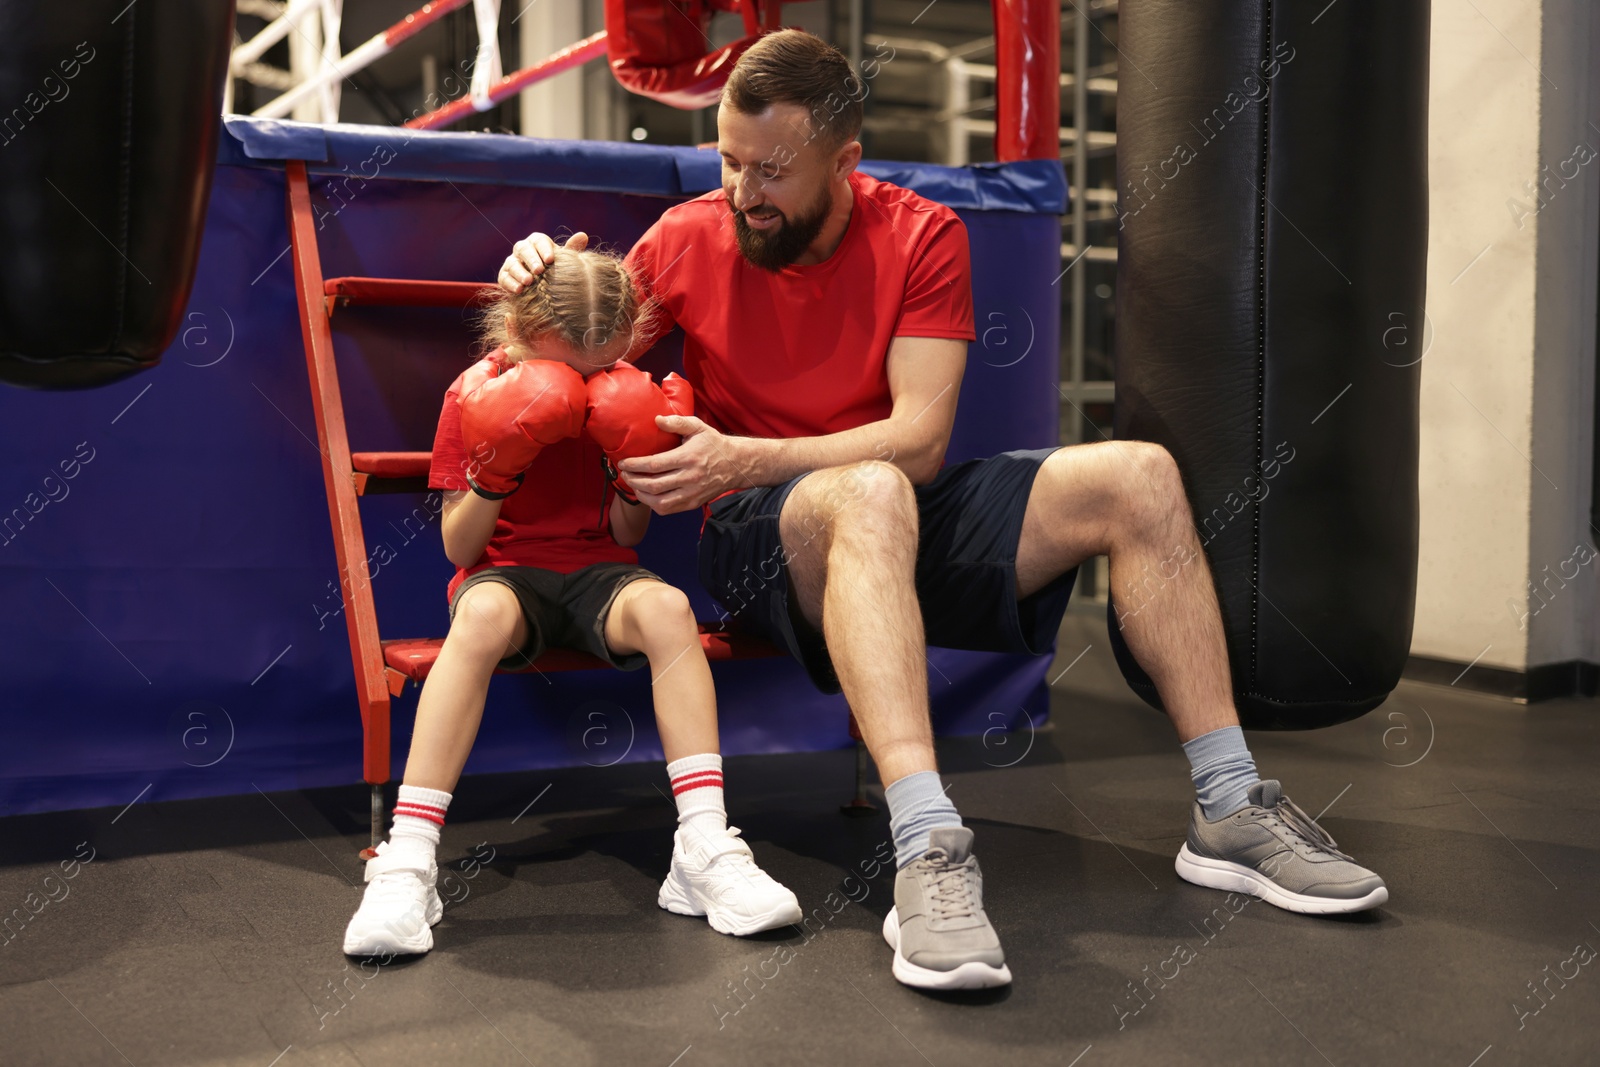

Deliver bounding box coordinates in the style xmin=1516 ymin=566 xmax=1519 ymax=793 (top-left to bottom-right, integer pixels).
xmin=991 ymin=0 xmax=1061 ymax=162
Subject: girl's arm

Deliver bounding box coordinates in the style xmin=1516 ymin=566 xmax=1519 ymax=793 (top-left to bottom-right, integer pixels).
xmin=609 ymin=492 xmax=650 ymax=548
xmin=441 ymin=489 xmax=503 ymax=567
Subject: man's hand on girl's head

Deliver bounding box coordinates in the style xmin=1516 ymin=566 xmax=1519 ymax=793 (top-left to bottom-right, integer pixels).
xmin=498 ymin=230 xmax=590 ymax=293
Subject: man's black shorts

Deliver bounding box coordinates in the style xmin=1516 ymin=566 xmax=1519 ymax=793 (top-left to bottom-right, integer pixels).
xmin=697 ymin=447 xmax=1076 ymax=693
xmin=448 ymin=561 xmax=662 ymax=673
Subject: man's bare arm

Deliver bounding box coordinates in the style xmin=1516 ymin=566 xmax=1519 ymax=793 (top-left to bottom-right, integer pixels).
xmin=740 ymin=335 xmax=965 ymax=484
xmin=619 ymin=335 xmax=966 ymax=513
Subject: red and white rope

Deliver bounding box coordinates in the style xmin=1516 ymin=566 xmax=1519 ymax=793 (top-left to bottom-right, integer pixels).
xmin=251 ymin=0 xmax=474 ymax=120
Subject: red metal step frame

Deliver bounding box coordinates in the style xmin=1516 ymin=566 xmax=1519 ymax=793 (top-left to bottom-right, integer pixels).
xmin=288 ymin=162 xmax=393 ymax=797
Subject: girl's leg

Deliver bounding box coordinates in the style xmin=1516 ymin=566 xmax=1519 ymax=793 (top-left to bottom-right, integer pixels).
xmin=602 ymin=578 xmax=717 ymax=763
xmin=604 ymin=578 xmax=801 ymax=936
xmin=604 ymin=579 xmax=724 ymax=832
xmin=346 ymin=579 xmax=529 ymax=956
xmin=388 ymin=580 xmax=529 ymax=855
xmin=405 ymin=579 xmax=530 ymax=791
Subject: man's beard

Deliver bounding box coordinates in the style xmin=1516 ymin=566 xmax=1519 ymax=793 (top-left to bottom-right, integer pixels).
xmin=731 ymin=181 xmax=833 ymax=272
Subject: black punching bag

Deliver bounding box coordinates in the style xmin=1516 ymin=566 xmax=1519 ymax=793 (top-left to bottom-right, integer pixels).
xmin=0 ymin=2 xmax=233 ymax=389
xmin=1109 ymin=1 xmax=1428 ymax=729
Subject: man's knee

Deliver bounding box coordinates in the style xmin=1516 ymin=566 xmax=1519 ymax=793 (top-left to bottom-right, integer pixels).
xmin=1131 ymin=442 xmax=1190 ymax=521
xmin=807 ymin=460 xmax=917 ymax=546
xmin=784 ymin=460 xmax=915 ymax=550
xmin=1129 ymin=442 xmax=1182 ymax=492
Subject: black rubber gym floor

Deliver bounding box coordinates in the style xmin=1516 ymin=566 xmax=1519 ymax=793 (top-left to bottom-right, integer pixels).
xmin=2 ymin=607 xmax=1596 ymax=1066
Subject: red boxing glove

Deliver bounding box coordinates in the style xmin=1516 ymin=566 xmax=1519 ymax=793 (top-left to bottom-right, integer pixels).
xmin=458 ymin=356 xmax=588 ymax=498
xmin=583 ymin=363 xmax=695 ymax=503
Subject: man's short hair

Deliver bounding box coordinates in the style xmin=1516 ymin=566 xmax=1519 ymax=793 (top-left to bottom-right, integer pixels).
xmin=722 ymin=29 xmax=864 ymax=152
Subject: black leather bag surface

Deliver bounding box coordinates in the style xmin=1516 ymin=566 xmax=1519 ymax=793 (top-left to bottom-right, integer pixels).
xmin=1110 ymin=0 xmax=1429 ymax=729
xmin=0 ymin=2 xmax=233 ymax=389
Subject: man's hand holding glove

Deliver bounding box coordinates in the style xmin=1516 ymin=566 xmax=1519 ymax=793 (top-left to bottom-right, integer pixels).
xmin=583 ymin=363 xmax=695 ymax=505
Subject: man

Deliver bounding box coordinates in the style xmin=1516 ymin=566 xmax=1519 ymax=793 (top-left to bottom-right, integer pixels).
xmin=498 ymin=29 xmax=1387 ymax=992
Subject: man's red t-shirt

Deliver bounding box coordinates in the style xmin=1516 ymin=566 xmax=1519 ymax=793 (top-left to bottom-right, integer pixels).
xmin=428 ymin=349 xmax=636 ymax=604
xmin=622 ymin=169 xmax=976 ymax=444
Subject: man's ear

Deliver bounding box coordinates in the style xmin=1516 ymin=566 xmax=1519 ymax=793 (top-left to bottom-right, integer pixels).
xmin=835 ymin=139 xmax=863 ymax=182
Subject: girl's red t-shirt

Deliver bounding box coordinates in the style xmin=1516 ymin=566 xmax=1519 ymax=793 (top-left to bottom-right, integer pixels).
xmin=428 ymin=349 xmax=636 ymax=604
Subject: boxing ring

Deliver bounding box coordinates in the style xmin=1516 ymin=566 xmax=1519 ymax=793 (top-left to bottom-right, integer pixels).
xmin=0 ymin=119 xmax=1067 ymax=817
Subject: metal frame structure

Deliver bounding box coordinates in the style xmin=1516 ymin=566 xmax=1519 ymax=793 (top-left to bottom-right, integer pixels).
xmin=1056 ymin=2 xmax=1119 ymax=453
xmin=230 ymin=0 xmax=357 ymax=122
xmin=894 ymin=8 xmax=1116 ymax=451
xmin=231 ymin=0 xmax=505 ymax=122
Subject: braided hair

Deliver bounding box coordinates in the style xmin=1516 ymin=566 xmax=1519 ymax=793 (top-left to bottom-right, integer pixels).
xmin=478 ymin=245 xmax=661 ymax=371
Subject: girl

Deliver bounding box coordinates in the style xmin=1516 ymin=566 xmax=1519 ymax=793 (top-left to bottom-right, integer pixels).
xmin=343 ymin=243 xmax=801 ymax=956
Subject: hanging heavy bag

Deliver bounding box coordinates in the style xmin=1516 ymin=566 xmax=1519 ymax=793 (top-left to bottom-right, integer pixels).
xmin=0 ymin=1 xmax=233 ymax=389
xmin=1109 ymin=0 xmax=1429 ymax=729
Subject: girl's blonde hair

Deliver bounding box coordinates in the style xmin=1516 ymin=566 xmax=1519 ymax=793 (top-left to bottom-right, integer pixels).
xmin=478 ymin=245 xmax=658 ymax=369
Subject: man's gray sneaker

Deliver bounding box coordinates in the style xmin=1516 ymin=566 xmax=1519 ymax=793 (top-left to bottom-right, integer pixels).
xmin=882 ymin=827 xmax=1012 ymax=990
xmin=1176 ymin=779 xmax=1388 ymax=914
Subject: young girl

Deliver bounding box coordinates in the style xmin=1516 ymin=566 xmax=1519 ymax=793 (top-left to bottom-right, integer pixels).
xmin=343 ymin=243 xmax=801 ymax=956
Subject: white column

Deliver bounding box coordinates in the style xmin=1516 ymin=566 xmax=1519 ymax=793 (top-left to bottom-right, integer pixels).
xmin=518 ymin=0 xmax=585 ymax=139
xmin=287 ymin=4 xmax=322 ymax=123
xmin=1418 ymin=0 xmax=1600 ymax=678
xmin=316 ymin=0 xmax=343 ymax=123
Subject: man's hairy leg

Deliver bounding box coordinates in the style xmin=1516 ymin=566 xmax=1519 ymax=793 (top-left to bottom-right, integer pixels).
xmin=782 ymin=461 xmax=1011 ymax=985
xmin=1015 ymin=440 xmax=1237 ymax=742
xmin=1014 ymin=442 xmax=1388 ymax=912
xmin=779 ymin=460 xmax=935 ymax=785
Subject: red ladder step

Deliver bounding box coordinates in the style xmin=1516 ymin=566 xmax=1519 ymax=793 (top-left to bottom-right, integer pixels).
xmin=324 ymin=276 xmax=496 ymax=316
xmin=381 ymin=627 xmax=783 ymax=696
xmin=350 ymin=451 xmax=431 ymax=495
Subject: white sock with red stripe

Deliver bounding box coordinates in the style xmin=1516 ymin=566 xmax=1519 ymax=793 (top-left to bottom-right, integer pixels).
xmin=390 ymin=784 xmax=451 ymax=857
xmin=667 ymin=754 xmax=726 ymax=836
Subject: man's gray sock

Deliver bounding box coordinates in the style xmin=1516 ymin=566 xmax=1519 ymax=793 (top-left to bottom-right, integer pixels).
xmin=885 ymin=770 xmax=963 ymax=868
xmin=1182 ymin=725 xmax=1262 ymax=820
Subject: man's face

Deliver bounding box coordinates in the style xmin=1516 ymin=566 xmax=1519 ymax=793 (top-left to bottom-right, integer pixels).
xmin=718 ymin=102 xmax=836 ymax=272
